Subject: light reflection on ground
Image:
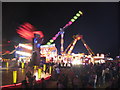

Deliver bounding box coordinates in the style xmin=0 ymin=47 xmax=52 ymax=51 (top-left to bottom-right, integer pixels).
xmin=1 ymin=68 xmax=50 ymax=86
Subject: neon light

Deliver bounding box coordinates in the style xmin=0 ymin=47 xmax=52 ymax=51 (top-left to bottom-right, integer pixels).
xmin=47 ymin=42 xmax=51 ymax=45
xmin=61 ymin=33 xmax=64 ymax=53
xmin=68 ymin=39 xmax=78 ymax=54
xmin=55 ymin=34 xmax=59 ymax=37
xmin=19 ymin=44 xmax=32 ymax=50
xmin=79 ymin=11 xmax=83 ymax=15
xmin=72 ymin=60 xmax=81 ymax=65
xmin=52 ymin=37 xmax=56 ymax=40
xmin=46 ymin=10 xmax=83 ymax=45
xmin=24 ymin=22 xmax=36 ymax=30
xmin=73 ymin=16 xmax=78 ymax=19
xmin=37 ymin=43 xmax=41 ymax=48
xmin=68 ymin=21 xmax=73 ymax=25
xmin=76 ymin=13 xmax=80 ymax=17
xmin=16 ymin=51 xmax=31 ymax=56
xmin=16 ymin=22 xmax=44 ymax=41
xmin=50 ymin=40 xmax=54 ymax=43
xmin=34 ymin=38 xmax=38 ymax=43
xmin=71 ymin=19 xmax=75 ymax=22
xmin=21 ymin=25 xmax=31 ymax=31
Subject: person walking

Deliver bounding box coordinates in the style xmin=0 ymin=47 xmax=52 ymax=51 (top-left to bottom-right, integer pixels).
xmin=21 ymin=80 xmax=28 ymax=89
xmin=55 ymin=67 xmax=60 ymax=80
xmin=72 ymin=75 xmax=80 ymax=90
xmin=102 ymin=67 xmax=106 ymax=84
xmin=41 ymin=78 xmax=46 ymax=88
xmin=57 ymin=79 xmax=65 ymax=89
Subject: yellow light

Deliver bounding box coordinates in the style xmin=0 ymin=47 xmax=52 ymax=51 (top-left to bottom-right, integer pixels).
xmin=6 ymin=62 xmax=9 ymax=68
xmin=34 ymin=66 xmax=37 ymax=69
xmin=13 ymin=71 xmax=17 ymax=83
xmin=21 ymin=69 xmax=24 ymax=74
xmin=38 ymin=69 xmax=42 ymax=79
xmin=21 ymin=62 xmax=24 ymax=69
xmin=6 ymin=68 xmax=8 ymax=71
xmin=72 ymin=60 xmax=81 ymax=65
xmin=79 ymin=11 xmax=83 ymax=15
xmin=76 ymin=13 xmax=80 ymax=17
xmin=50 ymin=40 xmax=54 ymax=43
xmin=43 ymin=64 xmax=46 ymax=72
xmin=77 ymin=37 xmax=81 ymax=40
xmin=49 ymin=66 xmax=52 ymax=74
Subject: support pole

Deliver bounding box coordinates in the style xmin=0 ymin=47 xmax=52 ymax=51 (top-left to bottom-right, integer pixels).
xmin=21 ymin=62 xmax=24 ymax=69
xmin=61 ymin=31 xmax=64 ymax=55
xmin=43 ymin=64 xmax=46 ymax=72
xmin=13 ymin=71 xmax=17 ymax=84
xmin=49 ymin=66 xmax=52 ymax=74
xmin=6 ymin=62 xmax=9 ymax=68
xmin=38 ymin=69 xmax=42 ymax=79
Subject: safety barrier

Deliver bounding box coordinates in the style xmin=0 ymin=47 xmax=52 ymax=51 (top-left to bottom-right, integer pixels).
xmin=1 ymin=75 xmax=51 ymax=90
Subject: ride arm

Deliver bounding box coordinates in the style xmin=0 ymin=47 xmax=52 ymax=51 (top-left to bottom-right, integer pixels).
xmin=81 ymin=38 xmax=95 ymax=56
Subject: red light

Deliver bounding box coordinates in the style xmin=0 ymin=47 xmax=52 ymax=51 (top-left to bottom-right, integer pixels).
xmin=21 ymin=25 xmax=31 ymax=31
xmin=6 ymin=51 xmax=10 ymax=53
xmin=16 ymin=22 xmax=44 ymax=41
xmin=33 ymin=31 xmax=44 ymax=38
xmin=7 ymin=41 xmax=11 ymax=43
xmin=16 ymin=28 xmax=34 ymax=41
xmin=24 ymin=22 xmax=36 ymax=31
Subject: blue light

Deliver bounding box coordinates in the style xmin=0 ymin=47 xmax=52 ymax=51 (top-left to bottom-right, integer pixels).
xmin=34 ymin=38 xmax=38 ymax=43
xmin=37 ymin=43 xmax=41 ymax=48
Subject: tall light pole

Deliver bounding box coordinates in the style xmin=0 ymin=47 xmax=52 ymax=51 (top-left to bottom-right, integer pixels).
xmin=60 ymin=28 xmax=65 ymax=55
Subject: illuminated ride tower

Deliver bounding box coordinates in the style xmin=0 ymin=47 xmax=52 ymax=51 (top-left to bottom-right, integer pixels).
xmin=46 ymin=11 xmax=83 ymax=55
xmin=60 ymin=28 xmax=65 ymax=55
xmin=61 ymin=34 xmax=82 ymax=63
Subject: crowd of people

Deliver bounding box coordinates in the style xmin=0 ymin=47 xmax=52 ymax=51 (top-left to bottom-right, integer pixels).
xmin=54 ymin=61 xmax=120 ymax=89
xmin=21 ymin=61 xmax=120 ymax=89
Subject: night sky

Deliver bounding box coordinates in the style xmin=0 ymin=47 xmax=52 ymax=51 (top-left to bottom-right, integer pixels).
xmin=2 ymin=2 xmax=120 ymax=58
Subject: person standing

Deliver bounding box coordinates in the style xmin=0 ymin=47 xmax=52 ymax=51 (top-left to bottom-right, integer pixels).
xmin=41 ymin=78 xmax=46 ymax=88
xmin=72 ymin=75 xmax=80 ymax=89
xmin=57 ymin=79 xmax=65 ymax=89
xmin=105 ymin=67 xmax=110 ymax=82
xmin=55 ymin=67 xmax=60 ymax=80
xmin=102 ymin=67 xmax=106 ymax=84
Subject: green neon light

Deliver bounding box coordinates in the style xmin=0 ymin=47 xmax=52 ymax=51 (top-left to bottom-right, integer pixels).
xmin=73 ymin=16 xmax=78 ymax=19
xmin=50 ymin=40 xmax=54 ymax=43
xmin=71 ymin=19 xmax=75 ymax=22
xmin=76 ymin=13 xmax=80 ymax=17
xmin=47 ymin=42 xmax=51 ymax=45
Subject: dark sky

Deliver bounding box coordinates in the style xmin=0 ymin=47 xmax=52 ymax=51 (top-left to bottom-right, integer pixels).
xmin=2 ymin=2 xmax=120 ymax=58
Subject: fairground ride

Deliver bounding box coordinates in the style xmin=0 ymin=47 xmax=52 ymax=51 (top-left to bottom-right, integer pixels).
xmin=46 ymin=11 xmax=83 ymax=55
